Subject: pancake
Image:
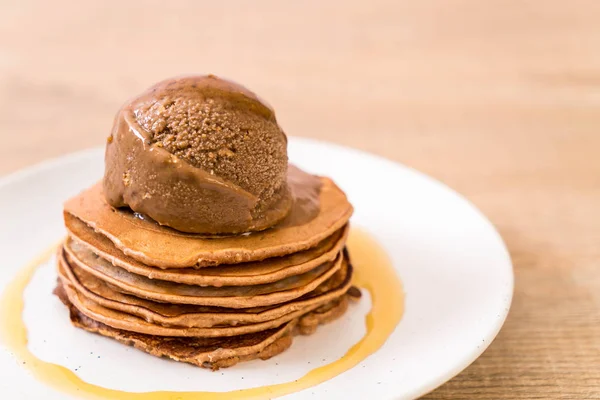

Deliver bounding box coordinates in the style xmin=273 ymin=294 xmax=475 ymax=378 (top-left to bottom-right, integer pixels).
xmin=63 ymin=243 xmax=344 ymax=308
xmin=55 ymin=282 xmax=294 ymax=370
xmin=60 ymin=274 xmax=349 ymax=338
xmin=63 ymin=170 xmax=353 ymax=268
xmin=64 ymin=237 xmax=341 ymax=297
xmin=66 ymin=214 xmax=349 ymax=286
xmin=57 ymin=247 xmax=353 ymax=328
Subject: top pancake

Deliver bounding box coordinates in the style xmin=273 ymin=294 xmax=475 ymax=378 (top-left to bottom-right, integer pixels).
xmin=63 ymin=168 xmax=352 ymax=268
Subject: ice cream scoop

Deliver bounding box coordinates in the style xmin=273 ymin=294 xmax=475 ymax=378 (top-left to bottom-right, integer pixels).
xmin=103 ymin=75 xmax=292 ymax=234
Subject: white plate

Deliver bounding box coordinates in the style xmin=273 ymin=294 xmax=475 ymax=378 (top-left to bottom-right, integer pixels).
xmin=0 ymin=137 xmax=513 ymax=399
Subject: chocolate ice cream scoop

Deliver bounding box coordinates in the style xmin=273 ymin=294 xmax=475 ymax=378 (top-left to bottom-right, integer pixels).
xmin=103 ymin=75 xmax=292 ymax=234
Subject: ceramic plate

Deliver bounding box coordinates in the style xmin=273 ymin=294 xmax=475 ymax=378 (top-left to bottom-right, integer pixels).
xmin=0 ymin=137 xmax=513 ymax=399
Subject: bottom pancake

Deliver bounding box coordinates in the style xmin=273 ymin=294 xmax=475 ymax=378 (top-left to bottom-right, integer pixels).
xmin=54 ymin=281 xmax=357 ymax=370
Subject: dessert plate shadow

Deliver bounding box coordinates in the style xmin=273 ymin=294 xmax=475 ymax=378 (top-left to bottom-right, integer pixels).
xmin=0 ymin=137 xmax=513 ymax=399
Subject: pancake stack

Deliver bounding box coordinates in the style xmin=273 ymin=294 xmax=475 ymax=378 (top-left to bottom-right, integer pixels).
xmin=54 ymin=75 xmax=357 ymax=369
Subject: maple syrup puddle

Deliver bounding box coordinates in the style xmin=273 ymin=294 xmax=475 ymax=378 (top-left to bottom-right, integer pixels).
xmin=0 ymin=228 xmax=404 ymax=399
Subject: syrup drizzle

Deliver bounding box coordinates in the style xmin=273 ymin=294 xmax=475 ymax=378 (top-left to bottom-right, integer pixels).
xmin=0 ymin=228 xmax=403 ymax=399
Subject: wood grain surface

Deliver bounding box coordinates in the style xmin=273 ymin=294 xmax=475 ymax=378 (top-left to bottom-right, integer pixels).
xmin=1 ymin=1 xmax=599 ymax=398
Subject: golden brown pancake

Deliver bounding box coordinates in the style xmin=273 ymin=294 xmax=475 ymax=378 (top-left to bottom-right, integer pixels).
xmin=64 ymin=238 xmax=341 ymax=297
xmin=63 ymin=172 xmax=353 ymax=268
xmin=63 ymin=241 xmax=344 ymax=308
xmin=57 ymin=248 xmax=353 ymax=329
xmin=55 ymin=282 xmax=350 ymax=370
xmin=60 ymin=276 xmax=347 ymax=338
xmin=66 ymin=214 xmax=349 ymax=286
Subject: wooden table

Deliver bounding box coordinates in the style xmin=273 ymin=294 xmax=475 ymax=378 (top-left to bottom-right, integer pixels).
xmin=1 ymin=1 xmax=599 ymax=398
